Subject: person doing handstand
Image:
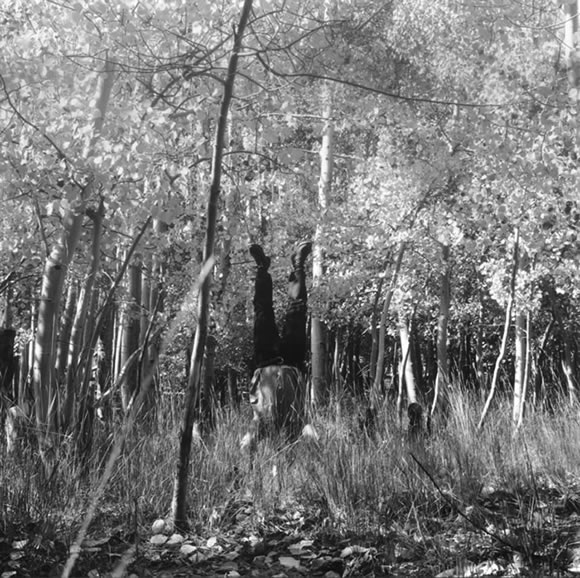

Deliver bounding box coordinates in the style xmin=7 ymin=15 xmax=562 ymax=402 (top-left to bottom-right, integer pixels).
xmin=241 ymin=242 xmax=312 ymax=448
xmin=249 ymin=242 xmax=312 ymax=372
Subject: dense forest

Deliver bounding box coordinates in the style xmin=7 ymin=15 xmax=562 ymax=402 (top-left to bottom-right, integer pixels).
xmin=2 ymin=0 xmax=580 ymax=576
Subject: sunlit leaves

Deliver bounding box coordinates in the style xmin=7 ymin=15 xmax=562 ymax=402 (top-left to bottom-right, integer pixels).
xmin=0 ymin=0 xmax=578 ymax=349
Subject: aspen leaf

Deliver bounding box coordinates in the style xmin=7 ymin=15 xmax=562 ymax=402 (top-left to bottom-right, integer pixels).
xmin=279 ymin=556 xmax=300 ymax=569
xmin=151 ymin=519 xmax=166 ymax=534
xmin=149 ymin=534 xmax=167 ymax=545
xmin=179 ymin=544 xmax=197 ymax=556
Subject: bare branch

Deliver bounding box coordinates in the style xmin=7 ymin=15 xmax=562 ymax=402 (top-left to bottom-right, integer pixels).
xmin=255 ymin=53 xmax=510 ymax=109
xmin=0 ymin=74 xmax=69 ymax=160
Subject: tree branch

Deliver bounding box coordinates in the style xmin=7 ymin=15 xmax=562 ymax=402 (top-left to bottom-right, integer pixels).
xmin=0 ymin=74 xmax=69 ymax=161
xmin=255 ymin=54 xmax=508 ymax=109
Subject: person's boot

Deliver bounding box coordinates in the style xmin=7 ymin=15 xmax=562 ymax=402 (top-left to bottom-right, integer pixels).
xmin=288 ymin=242 xmax=312 ymax=299
xmin=250 ymin=244 xmax=271 ymax=271
xmin=294 ymin=241 xmax=312 ymax=269
xmin=290 ymin=241 xmax=312 ymax=277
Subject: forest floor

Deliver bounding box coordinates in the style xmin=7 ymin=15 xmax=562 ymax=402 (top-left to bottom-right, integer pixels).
xmin=5 ymin=397 xmax=580 ymax=578
xmin=2 ymin=483 xmax=580 ymax=578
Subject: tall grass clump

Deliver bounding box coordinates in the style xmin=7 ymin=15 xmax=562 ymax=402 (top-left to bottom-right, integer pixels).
xmin=0 ymin=429 xmax=115 ymax=538
xmin=427 ymin=386 xmax=511 ymax=499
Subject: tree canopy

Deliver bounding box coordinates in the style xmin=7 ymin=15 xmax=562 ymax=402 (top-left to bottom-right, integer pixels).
xmin=0 ymin=0 xmax=577 ymax=405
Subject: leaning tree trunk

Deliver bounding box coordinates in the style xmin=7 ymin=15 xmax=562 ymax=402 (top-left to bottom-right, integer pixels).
xmin=478 ymin=228 xmax=520 ymax=430
xmin=171 ymin=0 xmax=253 ymax=532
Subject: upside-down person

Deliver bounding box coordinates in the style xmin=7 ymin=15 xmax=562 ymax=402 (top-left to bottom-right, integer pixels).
xmin=241 ymin=241 xmax=315 ymax=449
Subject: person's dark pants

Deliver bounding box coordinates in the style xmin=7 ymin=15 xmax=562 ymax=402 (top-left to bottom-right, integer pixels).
xmin=280 ymin=267 xmax=307 ymax=370
xmin=253 ymin=268 xmax=281 ymax=367
xmin=253 ymin=267 xmax=307 ymax=370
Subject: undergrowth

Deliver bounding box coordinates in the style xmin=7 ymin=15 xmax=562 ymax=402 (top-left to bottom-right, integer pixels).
xmin=2 ymin=385 xmax=580 ymax=552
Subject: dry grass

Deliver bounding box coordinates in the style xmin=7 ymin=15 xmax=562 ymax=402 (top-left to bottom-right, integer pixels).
xmin=3 ymin=385 xmax=580 ymax=552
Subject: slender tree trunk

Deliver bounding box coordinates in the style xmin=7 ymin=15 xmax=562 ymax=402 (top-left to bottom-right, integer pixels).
xmin=478 ymin=295 xmax=513 ymax=428
xmin=140 ymin=260 xmax=151 ymax=367
xmin=0 ymin=328 xmax=16 ymax=440
xmin=512 ymin=310 xmax=527 ymax=425
xmin=369 ymin=277 xmax=384 ymax=383
xmin=332 ymin=328 xmax=342 ymax=398
xmin=113 ymin=306 xmax=123 ymax=390
xmin=396 ymin=322 xmax=412 ymax=427
xmin=139 ymin=257 xmax=157 ymax=419
xmin=431 ymin=244 xmax=450 ymax=415
xmin=55 ymin=281 xmax=77 ymax=385
xmin=515 ymin=312 xmax=531 ymax=430
xmin=95 ymin=333 xmax=113 ymax=425
xmin=562 ymin=340 xmax=578 ymax=405
xmin=399 ymin=312 xmax=418 ymax=406
xmin=0 ymin=329 xmax=16 ymax=395
xmin=474 ymin=300 xmax=485 ymax=387
xmin=19 ymin=294 xmax=36 ymax=407
xmin=120 ymin=260 xmax=142 ymax=411
xmin=62 ymin=283 xmax=88 ymax=431
xmin=146 ymin=218 xmax=167 ymax=410
xmin=18 ymin=341 xmax=28 ymax=406
xmin=310 ymin=314 xmax=327 ymax=403
xmin=171 ymin=0 xmax=253 ymax=531
xmin=227 ymin=367 xmax=238 ymax=408
xmin=201 ymin=335 xmax=217 ymax=429
xmin=311 ymin=86 xmax=333 ymax=406
xmin=564 ymin=1 xmax=580 ymax=158
xmin=478 ymin=228 xmax=520 ymax=429
xmin=371 ymin=244 xmax=405 ymax=410
xmin=533 ymin=319 xmax=552 ymax=407
xmin=1 ymin=280 xmax=13 ymax=328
